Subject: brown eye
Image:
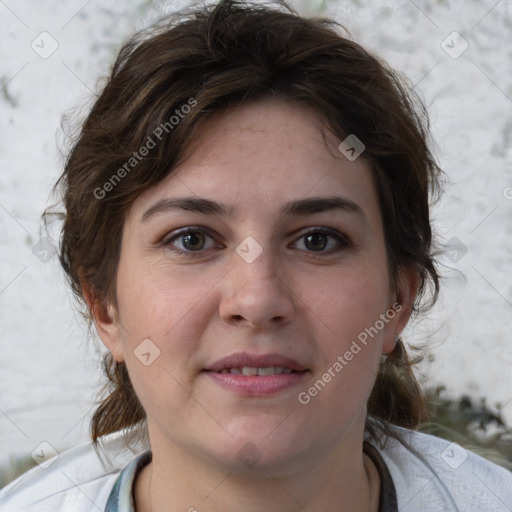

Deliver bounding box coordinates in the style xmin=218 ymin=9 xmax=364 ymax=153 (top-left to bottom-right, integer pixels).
xmin=181 ymin=232 xmax=206 ymax=251
xmin=164 ymin=228 xmax=217 ymax=254
xmin=294 ymin=228 xmax=351 ymax=253
xmin=304 ymin=232 xmax=328 ymax=251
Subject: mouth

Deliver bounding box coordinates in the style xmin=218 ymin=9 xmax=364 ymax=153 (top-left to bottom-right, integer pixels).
xmin=203 ymin=352 xmax=309 ymax=396
xmin=204 ymin=352 xmax=308 ymax=373
xmin=213 ymin=366 xmax=298 ymax=376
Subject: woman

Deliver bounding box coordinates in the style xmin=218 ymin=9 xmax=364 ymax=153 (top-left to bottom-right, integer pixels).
xmin=1 ymin=0 xmax=511 ymax=510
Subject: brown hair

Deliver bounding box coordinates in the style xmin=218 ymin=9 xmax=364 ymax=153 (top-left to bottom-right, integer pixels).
xmin=54 ymin=0 xmax=442 ymax=447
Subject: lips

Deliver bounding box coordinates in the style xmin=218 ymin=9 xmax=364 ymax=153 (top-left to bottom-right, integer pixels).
xmin=204 ymin=352 xmax=308 ymax=373
xmin=216 ymin=366 xmax=294 ymax=375
xmin=203 ymin=352 xmax=309 ymax=396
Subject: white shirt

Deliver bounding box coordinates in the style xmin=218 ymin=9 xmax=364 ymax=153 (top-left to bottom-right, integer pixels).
xmin=1 ymin=426 xmax=511 ymax=511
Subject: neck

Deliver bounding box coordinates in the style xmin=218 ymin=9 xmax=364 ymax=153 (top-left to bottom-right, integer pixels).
xmin=134 ymin=434 xmax=380 ymax=512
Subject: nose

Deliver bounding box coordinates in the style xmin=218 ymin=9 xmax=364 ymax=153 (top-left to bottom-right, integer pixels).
xmin=218 ymin=246 xmax=295 ymax=330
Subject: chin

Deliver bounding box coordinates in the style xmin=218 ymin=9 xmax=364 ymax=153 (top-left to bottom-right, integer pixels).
xmin=212 ymin=422 xmax=310 ymax=472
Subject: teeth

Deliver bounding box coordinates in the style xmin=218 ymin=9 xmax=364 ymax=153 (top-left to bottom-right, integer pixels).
xmin=218 ymin=366 xmax=293 ymax=375
xmin=257 ymin=367 xmax=276 ymax=376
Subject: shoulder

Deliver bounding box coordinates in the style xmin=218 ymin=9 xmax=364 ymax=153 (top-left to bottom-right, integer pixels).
xmin=0 ymin=431 xmax=147 ymax=512
xmin=373 ymin=426 xmax=512 ymax=511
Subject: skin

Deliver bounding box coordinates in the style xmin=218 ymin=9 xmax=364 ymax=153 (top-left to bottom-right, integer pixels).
xmin=88 ymin=98 xmax=418 ymax=512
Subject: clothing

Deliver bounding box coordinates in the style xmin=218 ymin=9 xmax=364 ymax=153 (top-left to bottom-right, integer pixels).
xmin=103 ymin=442 xmax=398 ymax=512
xmin=363 ymin=441 xmax=398 ymax=511
xmin=104 ymin=451 xmax=152 ymax=512
xmin=1 ymin=426 xmax=511 ymax=511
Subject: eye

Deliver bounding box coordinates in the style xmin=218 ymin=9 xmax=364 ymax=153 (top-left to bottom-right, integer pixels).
xmin=163 ymin=228 xmax=218 ymax=253
xmin=161 ymin=226 xmax=350 ymax=255
xmin=293 ymin=228 xmax=351 ymax=253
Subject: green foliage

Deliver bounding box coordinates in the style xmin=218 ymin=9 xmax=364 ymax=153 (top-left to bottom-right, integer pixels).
xmin=420 ymin=386 xmax=512 ymax=471
xmin=0 ymin=455 xmax=38 ymax=490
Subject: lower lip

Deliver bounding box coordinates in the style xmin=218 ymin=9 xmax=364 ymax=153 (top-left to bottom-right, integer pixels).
xmin=204 ymin=370 xmax=309 ymax=396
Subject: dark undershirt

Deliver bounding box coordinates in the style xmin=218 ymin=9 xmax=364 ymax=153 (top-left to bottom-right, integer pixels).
xmin=363 ymin=440 xmax=399 ymax=512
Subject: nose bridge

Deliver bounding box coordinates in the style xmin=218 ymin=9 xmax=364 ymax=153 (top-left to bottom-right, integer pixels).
xmin=233 ymin=240 xmax=282 ymax=295
xmin=219 ymin=239 xmax=295 ymax=327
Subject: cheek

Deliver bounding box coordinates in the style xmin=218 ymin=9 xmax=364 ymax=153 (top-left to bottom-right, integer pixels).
xmin=114 ymin=260 xmax=221 ymax=415
xmin=116 ymin=266 xmax=209 ymax=420
xmin=306 ymin=264 xmax=390 ymax=336
xmin=299 ymin=273 xmax=389 ymax=416
xmin=116 ymin=257 xmax=211 ymax=341
xmin=300 ymin=258 xmax=391 ymax=401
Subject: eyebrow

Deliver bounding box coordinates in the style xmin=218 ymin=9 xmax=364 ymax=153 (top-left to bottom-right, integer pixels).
xmin=140 ymin=195 xmax=367 ymax=224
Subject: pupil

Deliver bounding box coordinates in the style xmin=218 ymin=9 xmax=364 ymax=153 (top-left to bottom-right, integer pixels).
xmin=183 ymin=232 xmax=204 ymax=250
xmin=305 ymin=233 xmax=327 ymax=251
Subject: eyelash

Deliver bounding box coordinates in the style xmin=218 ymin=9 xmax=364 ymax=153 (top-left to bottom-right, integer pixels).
xmin=161 ymin=226 xmax=352 ymax=256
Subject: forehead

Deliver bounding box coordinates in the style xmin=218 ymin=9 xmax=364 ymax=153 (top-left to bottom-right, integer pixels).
xmin=128 ymin=98 xmax=380 ymax=227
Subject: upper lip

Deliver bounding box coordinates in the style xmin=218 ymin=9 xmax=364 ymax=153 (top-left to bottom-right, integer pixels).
xmin=205 ymin=352 xmax=308 ymax=372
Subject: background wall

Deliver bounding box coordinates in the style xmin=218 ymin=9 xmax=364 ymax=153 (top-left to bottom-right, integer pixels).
xmin=1 ymin=0 xmax=511 ymax=469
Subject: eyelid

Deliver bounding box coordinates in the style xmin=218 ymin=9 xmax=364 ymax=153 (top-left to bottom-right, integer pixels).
xmin=294 ymin=225 xmax=350 ymax=241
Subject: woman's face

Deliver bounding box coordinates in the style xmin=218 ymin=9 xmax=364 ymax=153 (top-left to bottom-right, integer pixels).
xmin=97 ymin=98 xmax=415 ymax=472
